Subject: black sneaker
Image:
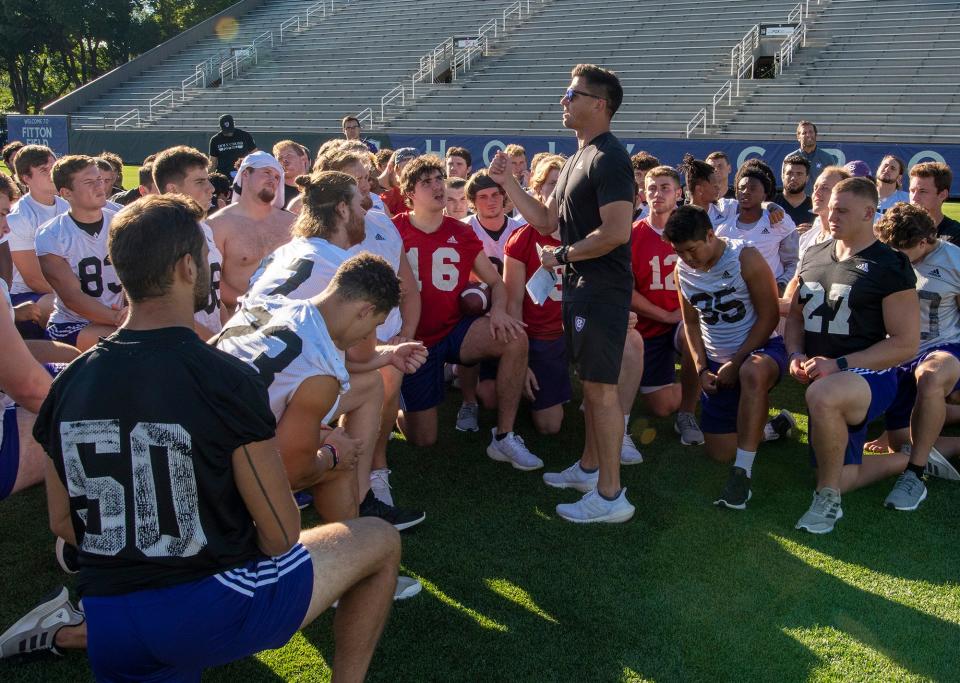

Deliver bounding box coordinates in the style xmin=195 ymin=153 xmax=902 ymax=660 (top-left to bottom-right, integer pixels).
xmin=763 ymin=410 xmax=796 ymax=442
xmin=714 ymin=466 xmax=752 ymax=510
xmin=359 ymin=489 xmax=426 ymax=531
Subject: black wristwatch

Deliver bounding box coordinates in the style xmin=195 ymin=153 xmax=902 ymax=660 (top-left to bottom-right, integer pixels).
xmin=554 ymin=245 xmax=570 ymax=264
xmin=836 ymin=356 xmax=849 ymax=371
xmin=321 ymin=443 xmax=339 ymax=469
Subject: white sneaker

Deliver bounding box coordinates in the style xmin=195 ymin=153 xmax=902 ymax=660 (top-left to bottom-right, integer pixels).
xmin=542 ymin=461 xmax=599 ymax=492
xmin=369 ymin=468 xmax=393 ymax=506
xmin=395 ymin=576 xmax=422 ymax=601
xmin=620 ymin=433 xmax=643 ymax=465
xmin=486 ymin=429 xmax=543 ymax=471
xmin=925 ymin=447 xmax=960 ymax=481
xmin=556 ymin=488 xmax=636 ymax=524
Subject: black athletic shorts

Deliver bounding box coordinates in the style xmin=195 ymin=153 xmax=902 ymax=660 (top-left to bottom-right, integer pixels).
xmin=562 ymin=301 xmax=629 ymax=385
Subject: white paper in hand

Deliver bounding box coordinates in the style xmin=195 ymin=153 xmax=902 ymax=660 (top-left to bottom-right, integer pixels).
xmin=527 ymin=244 xmax=559 ymax=305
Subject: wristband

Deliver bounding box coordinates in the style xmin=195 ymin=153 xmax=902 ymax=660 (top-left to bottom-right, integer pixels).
xmin=321 ymin=443 xmax=339 ymax=469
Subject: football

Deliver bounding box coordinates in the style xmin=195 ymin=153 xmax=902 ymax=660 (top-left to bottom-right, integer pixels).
xmin=459 ymin=282 xmax=491 ymax=316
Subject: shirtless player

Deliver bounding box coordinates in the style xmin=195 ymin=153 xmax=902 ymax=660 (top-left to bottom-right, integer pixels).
xmin=208 ymin=152 xmax=294 ymax=308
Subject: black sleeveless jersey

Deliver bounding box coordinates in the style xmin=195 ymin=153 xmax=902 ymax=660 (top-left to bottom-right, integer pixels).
xmin=33 ymin=327 xmax=277 ymax=597
xmin=797 ymin=239 xmax=916 ymax=359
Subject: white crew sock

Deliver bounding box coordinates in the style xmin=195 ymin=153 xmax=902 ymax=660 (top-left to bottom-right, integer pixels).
xmin=734 ymin=448 xmax=757 ymax=477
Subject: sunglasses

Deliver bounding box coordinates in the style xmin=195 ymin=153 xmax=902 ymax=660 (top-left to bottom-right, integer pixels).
xmin=565 ymin=88 xmax=606 ymax=103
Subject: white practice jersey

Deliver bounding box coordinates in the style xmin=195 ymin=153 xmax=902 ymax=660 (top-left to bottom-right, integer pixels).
xmin=1 ymin=279 xmax=13 ymax=409
xmin=914 ymin=239 xmax=960 ymax=353
xmin=676 ymin=239 xmax=760 ymax=363
xmin=34 ymin=210 xmax=123 ymax=326
xmin=714 ymin=209 xmax=797 ymax=281
xmin=247 ymin=236 xmax=351 ymax=301
xmin=709 ymin=198 xmax=739 ymax=228
xmin=215 ymin=295 xmax=349 ymax=424
xmin=348 ymin=209 xmax=403 ymax=341
xmin=194 ymin=221 xmax=224 ymax=334
xmin=798 ymin=217 xmax=831 ymax=263
xmin=879 ymin=190 xmax=910 ymax=214
xmin=6 ymin=193 xmax=70 ymax=294
xmin=466 ymin=214 xmax=525 ymax=272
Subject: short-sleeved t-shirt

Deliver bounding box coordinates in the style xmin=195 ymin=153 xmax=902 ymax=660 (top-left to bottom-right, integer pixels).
xmin=503 ymin=225 xmax=563 ymax=340
xmin=208 ymin=129 xmax=257 ymax=176
xmin=395 ymin=213 xmax=483 ymax=347
xmin=33 ymin=326 xmax=277 ymax=597
xmin=937 ymin=215 xmax=960 ymax=246
xmin=630 ymin=219 xmax=680 ymax=339
xmin=797 ymin=239 xmax=916 ymax=359
xmin=553 ymin=132 xmax=635 ymax=305
xmin=772 ymin=192 xmax=814 ymax=227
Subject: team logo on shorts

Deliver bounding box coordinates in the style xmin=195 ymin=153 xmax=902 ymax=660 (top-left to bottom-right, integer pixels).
xmin=574 ymin=316 xmax=586 ymax=332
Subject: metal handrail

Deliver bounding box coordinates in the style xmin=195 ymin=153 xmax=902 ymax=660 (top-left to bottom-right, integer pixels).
xmin=252 ymin=31 xmax=273 ymax=52
xmin=182 ymin=70 xmax=205 ymax=99
xmin=114 ymin=108 xmax=140 ymax=129
xmin=787 ymin=2 xmax=803 ymax=25
xmin=220 ymin=58 xmax=236 ymax=82
xmin=149 ymin=89 xmax=176 ymax=120
xmin=730 ymin=24 xmax=759 ymax=75
xmin=685 ymin=108 xmax=707 ymax=138
xmin=479 ymin=18 xmax=498 ymax=47
xmin=711 ymin=80 xmax=732 ymax=124
xmin=279 ymin=16 xmax=300 ymax=44
xmin=380 ymin=84 xmax=405 ymax=122
xmin=355 ymin=107 xmax=373 ymax=129
xmin=305 ymin=1 xmax=326 ymax=27
xmin=736 ymin=54 xmax=754 ymax=96
xmin=503 ymin=1 xmax=522 ymax=32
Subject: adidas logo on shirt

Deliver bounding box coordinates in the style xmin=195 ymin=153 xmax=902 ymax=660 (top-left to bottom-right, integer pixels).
xmin=375 ymin=233 xmax=386 ymax=241
xmin=930 ymin=268 xmax=942 ymax=278
xmin=761 ymin=228 xmax=770 ymax=234
xmin=722 ymin=271 xmax=732 ymax=278
xmin=447 ymin=236 xmax=458 ymax=244
xmin=856 ymin=262 xmax=869 ymax=272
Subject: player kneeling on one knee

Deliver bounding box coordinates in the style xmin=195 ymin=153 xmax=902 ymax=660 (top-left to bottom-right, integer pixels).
xmin=0 ymin=195 xmax=400 ymax=682
xmin=874 ymin=202 xmax=960 ymax=509
xmin=786 ymin=179 xmax=920 ymax=534
xmin=666 ymin=205 xmax=783 ymax=510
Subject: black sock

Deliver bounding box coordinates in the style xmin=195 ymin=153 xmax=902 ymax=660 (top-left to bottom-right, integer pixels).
xmin=906 ymin=463 xmax=926 ymax=479
xmin=495 ymin=430 xmax=510 ymax=441
xmin=599 ymin=487 xmax=621 ymax=501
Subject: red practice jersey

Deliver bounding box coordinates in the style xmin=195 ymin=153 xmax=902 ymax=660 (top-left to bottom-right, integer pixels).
xmin=631 ymin=219 xmax=681 ymax=338
xmin=380 ymin=186 xmax=407 ymax=217
xmin=396 ymin=213 xmax=484 ymax=347
xmin=503 ymin=225 xmax=563 ymax=340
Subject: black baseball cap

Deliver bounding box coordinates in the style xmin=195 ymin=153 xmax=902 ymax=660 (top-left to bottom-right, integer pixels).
xmin=219 ymin=114 xmax=235 ymax=131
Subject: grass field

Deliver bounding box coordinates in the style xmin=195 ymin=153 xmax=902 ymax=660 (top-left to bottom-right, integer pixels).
xmin=0 ymin=162 xmax=958 ymax=681
xmin=2 ymin=374 xmax=960 ymax=682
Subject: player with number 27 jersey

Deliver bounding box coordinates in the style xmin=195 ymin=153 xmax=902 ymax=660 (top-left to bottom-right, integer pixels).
xmin=395 ymin=213 xmax=483 ymax=346
xmin=796 ymin=239 xmax=916 ymax=359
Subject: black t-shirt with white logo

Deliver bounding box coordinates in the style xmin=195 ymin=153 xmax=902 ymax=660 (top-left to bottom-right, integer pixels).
xmin=553 ymin=132 xmax=635 ymax=305
xmin=33 ymin=326 xmax=277 ymax=597
xmin=797 ymin=239 xmax=916 ymax=359
xmin=208 ymin=129 xmax=257 ymax=175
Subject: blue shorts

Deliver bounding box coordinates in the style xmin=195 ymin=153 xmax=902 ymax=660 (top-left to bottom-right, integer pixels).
xmin=401 ymin=317 xmax=477 ymax=412
xmin=0 ymin=407 xmax=19 ymax=501
xmin=10 ymin=291 xmax=47 ymax=340
xmin=641 ymin=327 xmax=679 ymax=390
xmin=85 ymin=544 xmax=313 ymax=682
xmin=528 ymin=336 xmax=571 ymax=411
xmin=478 ymin=358 xmax=499 ymax=382
xmin=46 ymin=321 xmax=88 ymax=347
xmin=885 ymin=344 xmax=960 ymax=431
xmin=700 ymin=337 xmax=787 ymax=435
xmin=809 ymin=367 xmax=900 ymax=466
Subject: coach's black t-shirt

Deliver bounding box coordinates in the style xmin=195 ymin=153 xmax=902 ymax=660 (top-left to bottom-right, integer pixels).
xmin=283 ymin=183 xmax=300 ymax=208
xmin=33 ymin=326 xmax=277 ymax=597
xmin=937 ymin=215 xmax=960 ymax=246
xmin=553 ymin=131 xmax=635 ymax=305
xmin=209 ymin=129 xmax=257 ymax=176
xmin=773 ymin=192 xmax=814 ymax=227
xmin=797 ymin=239 xmax=916 ymax=359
